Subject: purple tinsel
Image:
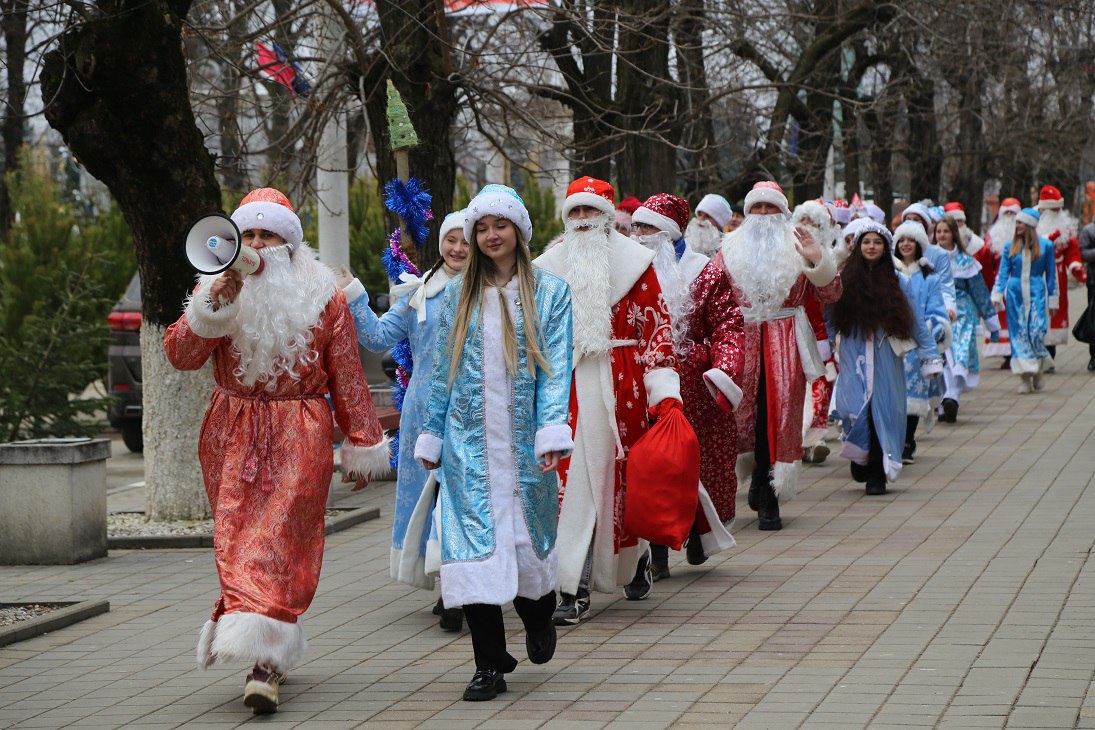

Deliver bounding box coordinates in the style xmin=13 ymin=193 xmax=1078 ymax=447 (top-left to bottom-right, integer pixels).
xmin=383 ymin=178 xmax=433 ymax=248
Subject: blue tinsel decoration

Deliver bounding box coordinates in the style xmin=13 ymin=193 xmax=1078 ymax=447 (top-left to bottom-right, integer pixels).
xmin=388 ymin=431 xmax=400 ymax=470
xmin=383 ymin=178 xmax=432 ymax=248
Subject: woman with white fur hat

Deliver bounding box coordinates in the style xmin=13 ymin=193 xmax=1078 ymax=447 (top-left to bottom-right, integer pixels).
xmin=337 ymin=212 xmax=469 ymax=630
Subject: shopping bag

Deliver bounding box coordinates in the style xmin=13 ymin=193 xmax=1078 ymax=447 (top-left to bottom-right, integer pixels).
xmin=623 ymin=399 xmax=700 ymax=550
xmin=1072 ymin=300 xmax=1095 ymax=343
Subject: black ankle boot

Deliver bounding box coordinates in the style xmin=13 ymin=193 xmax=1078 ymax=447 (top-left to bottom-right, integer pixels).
xmin=650 ymin=543 xmax=670 ymax=581
xmin=757 ymin=482 xmax=782 ymax=531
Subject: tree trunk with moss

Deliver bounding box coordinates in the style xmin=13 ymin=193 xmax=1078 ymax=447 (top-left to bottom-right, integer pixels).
xmin=41 ymin=0 xmax=220 ymax=520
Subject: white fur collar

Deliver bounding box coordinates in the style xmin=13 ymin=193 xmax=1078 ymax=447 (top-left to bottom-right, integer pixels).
xmin=534 ymin=229 xmax=655 ymax=307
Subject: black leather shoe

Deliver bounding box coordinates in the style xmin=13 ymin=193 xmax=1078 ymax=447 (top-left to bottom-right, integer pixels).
xmin=758 ymin=510 xmax=783 ymax=531
xmin=462 ymin=669 xmax=507 ymax=701
xmin=439 ymin=606 xmax=464 ymax=632
xmin=850 ymin=461 xmax=868 ymax=483
xmin=686 ymin=524 xmax=707 ymax=565
xmin=865 ymin=481 xmax=887 ymax=495
xmin=941 ymin=398 xmax=958 ymax=423
xmin=1088 ymin=357 xmax=1095 ymax=372
xmin=526 ymin=620 xmax=557 ymax=664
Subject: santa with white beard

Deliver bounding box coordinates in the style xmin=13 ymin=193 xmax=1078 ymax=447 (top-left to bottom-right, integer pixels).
xmin=722 ymin=182 xmax=841 ymax=531
xmin=791 ymin=200 xmax=840 ymax=464
xmin=685 ymin=193 xmax=733 ymax=258
xmin=164 ymin=188 xmax=389 ymax=714
xmin=1036 ymin=185 xmax=1085 ymax=356
xmin=983 ymin=197 xmax=1021 ymax=359
xmin=533 ymin=177 xmax=681 ymax=621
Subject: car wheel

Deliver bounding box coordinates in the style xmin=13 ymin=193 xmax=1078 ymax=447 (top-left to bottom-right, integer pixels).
xmin=121 ymin=424 xmax=143 ymax=453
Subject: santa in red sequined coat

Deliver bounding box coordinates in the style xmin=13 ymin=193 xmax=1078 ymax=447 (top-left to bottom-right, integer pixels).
xmin=164 ymin=189 xmax=389 ymax=713
xmin=722 ymin=182 xmax=842 ymax=531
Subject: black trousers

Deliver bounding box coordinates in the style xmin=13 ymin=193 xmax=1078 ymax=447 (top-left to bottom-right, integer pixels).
xmin=1089 ymin=281 xmax=1095 ymax=358
xmin=867 ymin=404 xmax=885 ymax=484
xmin=462 ymin=592 xmax=556 ymax=672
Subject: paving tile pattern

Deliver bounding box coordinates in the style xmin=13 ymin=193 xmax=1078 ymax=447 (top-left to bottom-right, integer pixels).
xmin=2 ymin=286 xmax=1094 ymax=729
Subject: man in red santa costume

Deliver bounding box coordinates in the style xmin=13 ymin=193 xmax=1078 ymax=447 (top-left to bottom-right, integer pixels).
xmin=631 ymin=193 xmax=736 ymax=576
xmin=791 ymin=200 xmax=841 ymax=465
xmin=727 ymin=182 xmax=841 ymax=531
xmin=164 ymin=188 xmax=390 ymax=714
xmin=1036 ymin=185 xmax=1085 ymax=363
xmin=533 ymin=177 xmax=680 ymax=623
xmin=983 ymin=197 xmax=1022 ymax=361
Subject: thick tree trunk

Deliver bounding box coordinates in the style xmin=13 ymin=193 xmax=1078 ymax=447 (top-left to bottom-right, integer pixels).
xmin=674 ymin=0 xmax=717 ymax=201
xmin=864 ymin=102 xmax=895 ymax=223
xmin=615 ymin=0 xmax=678 ymax=199
xmin=0 ymin=0 xmax=28 ymax=235
xmin=217 ymin=6 xmax=248 ymax=195
xmin=41 ymin=0 xmax=220 ymax=520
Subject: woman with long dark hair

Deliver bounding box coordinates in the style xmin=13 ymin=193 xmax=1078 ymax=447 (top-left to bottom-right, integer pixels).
xmin=991 ymin=208 xmax=1057 ymax=393
xmin=830 ymin=222 xmax=942 ymax=494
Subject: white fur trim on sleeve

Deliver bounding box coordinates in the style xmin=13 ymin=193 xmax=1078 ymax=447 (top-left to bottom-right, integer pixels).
xmin=802 ymin=247 xmax=837 ymax=287
xmin=534 ymin=423 xmax=574 ymax=458
xmin=340 ymin=436 xmax=391 ymax=479
xmin=183 ymin=289 xmax=239 ymax=339
xmin=414 ymin=433 xmax=443 ymax=465
xmin=644 ymin=367 xmax=681 ymax=406
xmin=985 ymin=314 xmax=1000 ymax=332
xmin=1069 ymin=261 xmax=1082 ymax=272
xmin=816 ymin=339 xmax=832 ymax=362
xmin=702 ymin=368 xmax=743 ymax=410
xmin=343 ymin=277 xmax=366 ymax=303
xmin=1047 ymin=294 xmax=1059 ymax=309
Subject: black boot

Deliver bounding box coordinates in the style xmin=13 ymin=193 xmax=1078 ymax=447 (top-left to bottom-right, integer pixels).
xmin=757 ymin=481 xmax=782 ymax=531
xmin=685 ymin=522 xmax=707 ymax=565
xmin=747 ymin=470 xmax=765 ymax=512
xmin=650 ymin=543 xmax=670 ymax=581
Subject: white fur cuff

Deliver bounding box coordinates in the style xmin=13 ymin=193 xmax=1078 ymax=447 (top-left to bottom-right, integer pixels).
xmin=415 ymin=433 xmax=443 ymax=465
xmin=184 ymin=289 xmax=239 ymax=339
xmin=802 ymin=247 xmax=837 ymax=287
xmin=197 ymin=612 xmax=306 ymax=671
xmin=1047 ymin=294 xmax=1059 ymax=309
xmin=341 ymin=436 xmax=391 ymax=479
xmin=1069 ymin=261 xmax=1082 ymax=272
xmin=816 ymin=339 xmax=832 ymax=362
xmin=703 ymin=368 xmax=743 ymax=410
xmin=644 ymin=367 xmax=681 ymax=407
xmin=343 ymin=277 xmax=367 ymax=303
xmin=534 ymin=423 xmax=574 ymax=458
xmin=985 ymin=314 xmax=1001 ymax=333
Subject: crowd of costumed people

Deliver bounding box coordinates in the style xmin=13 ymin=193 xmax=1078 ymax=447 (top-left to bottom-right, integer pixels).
xmin=169 ymin=178 xmax=1092 ymax=713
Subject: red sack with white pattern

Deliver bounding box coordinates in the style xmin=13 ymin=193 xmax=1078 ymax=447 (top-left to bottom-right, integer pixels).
xmin=623 ymin=399 xmax=700 ymax=550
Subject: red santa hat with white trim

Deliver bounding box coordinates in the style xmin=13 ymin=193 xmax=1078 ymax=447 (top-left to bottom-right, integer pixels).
xmin=998 ymin=197 xmax=1022 ymax=217
xmin=231 ymin=187 xmax=304 ymax=249
xmin=561 ymin=176 xmax=616 ymax=220
xmin=743 ymin=180 xmax=790 ymax=216
xmin=1037 ymin=185 xmax=1064 ymax=210
xmin=632 ymin=193 xmax=691 ymax=240
xmin=943 ymin=202 xmax=966 ymax=222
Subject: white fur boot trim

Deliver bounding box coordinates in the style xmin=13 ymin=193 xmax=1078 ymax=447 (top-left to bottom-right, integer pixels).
xmin=772 ymin=460 xmax=800 ymax=502
xmin=199 ymin=612 xmax=307 ymax=672
xmin=735 ymin=451 xmax=756 ymax=489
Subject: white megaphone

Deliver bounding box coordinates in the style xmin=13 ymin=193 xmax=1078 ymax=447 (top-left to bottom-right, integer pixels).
xmin=185 ymin=212 xmax=265 ymax=278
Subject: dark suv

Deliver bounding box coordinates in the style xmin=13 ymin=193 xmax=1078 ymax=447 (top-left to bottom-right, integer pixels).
xmin=107 ymin=273 xmax=396 ymax=454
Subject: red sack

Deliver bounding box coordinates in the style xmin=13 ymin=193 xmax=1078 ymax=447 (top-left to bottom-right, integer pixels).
xmin=623 ymin=399 xmax=701 ymax=550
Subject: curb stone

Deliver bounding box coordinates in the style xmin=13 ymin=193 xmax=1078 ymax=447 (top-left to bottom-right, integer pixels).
xmin=0 ymin=600 xmax=110 ymax=647
xmin=106 ymin=506 xmax=381 ymax=550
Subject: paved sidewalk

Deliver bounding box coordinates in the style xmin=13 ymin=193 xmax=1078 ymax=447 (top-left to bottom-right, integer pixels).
xmin=2 ymin=286 xmax=1095 ymax=729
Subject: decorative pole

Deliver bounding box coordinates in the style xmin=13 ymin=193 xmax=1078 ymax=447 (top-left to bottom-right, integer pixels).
xmin=386 ymin=80 xmax=422 ymax=267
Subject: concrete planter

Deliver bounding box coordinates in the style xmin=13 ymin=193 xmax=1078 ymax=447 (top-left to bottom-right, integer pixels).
xmin=0 ymin=438 xmax=111 ymax=564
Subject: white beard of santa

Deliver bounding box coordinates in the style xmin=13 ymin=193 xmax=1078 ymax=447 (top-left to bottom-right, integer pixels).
xmin=230 ymin=244 xmax=334 ymax=389
xmin=684 ymin=216 xmax=723 ymax=257
xmin=633 ymin=229 xmax=694 ymax=347
xmin=722 ymin=213 xmax=802 ymax=321
xmin=1037 ymin=208 xmax=1077 ymax=247
xmin=559 ymin=213 xmax=614 ymax=356
xmin=988 ymin=214 xmax=1016 ymax=255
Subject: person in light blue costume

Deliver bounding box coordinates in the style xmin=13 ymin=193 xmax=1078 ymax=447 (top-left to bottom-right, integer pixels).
xmin=991 ymin=207 xmax=1058 ymax=394
xmin=902 ymin=202 xmax=957 ymax=318
xmin=830 ymin=221 xmax=943 ymax=495
xmin=338 ymin=210 xmax=469 ymax=629
xmin=892 ymin=221 xmax=951 ymax=464
xmin=932 ymin=216 xmax=1000 ymax=423
xmin=414 ymin=184 xmax=573 ymax=702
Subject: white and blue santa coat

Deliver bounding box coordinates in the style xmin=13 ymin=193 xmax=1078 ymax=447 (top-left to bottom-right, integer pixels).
xmin=894 ymin=258 xmax=950 ymax=417
xmin=831 ymin=274 xmax=941 ymax=482
xmin=992 ymin=237 xmax=1057 ymax=374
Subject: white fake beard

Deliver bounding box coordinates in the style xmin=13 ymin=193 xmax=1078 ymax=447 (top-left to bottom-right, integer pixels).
xmin=988 ymin=216 xmax=1015 ymax=255
xmin=560 ymin=214 xmax=613 ymax=356
xmin=633 ymin=230 xmax=694 ymax=348
xmin=722 ymin=213 xmax=801 ymax=320
xmin=231 ymin=245 xmax=326 ymax=390
xmin=1037 ymin=209 xmax=1075 ymax=246
xmin=684 ymin=217 xmax=723 ymax=256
